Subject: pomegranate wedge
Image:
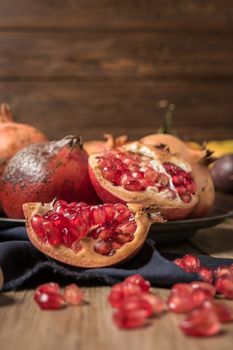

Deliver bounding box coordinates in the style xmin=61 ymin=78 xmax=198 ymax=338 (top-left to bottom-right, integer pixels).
xmin=23 ymin=200 xmax=163 ymax=268
xmin=88 ymin=142 xmax=198 ymax=220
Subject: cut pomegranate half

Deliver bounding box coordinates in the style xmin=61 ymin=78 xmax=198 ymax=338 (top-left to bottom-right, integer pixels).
xmin=23 ymin=200 xmax=163 ymax=268
xmin=88 ymin=142 xmax=198 ymax=220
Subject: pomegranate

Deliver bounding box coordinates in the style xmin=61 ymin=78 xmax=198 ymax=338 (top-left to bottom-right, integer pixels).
xmin=0 ymin=103 xmax=48 ymax=209
xmin=140 ymin=134 xmax=215 ymax=217
xmin=23 ymin=200 xmax=163 ymax=268
xmin=1 ymin=135 xmax=99 ymax=218
xmin=215 ymin=275 xmax=233 ymax=299
xmin=89 ymin=141 xmax=198 ymax=220
xmin=84 ymin=134 xmax=128 ymax=155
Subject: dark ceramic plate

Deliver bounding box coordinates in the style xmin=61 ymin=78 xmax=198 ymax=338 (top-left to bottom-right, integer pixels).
xmin=0 ymin=194 xmax=232 ymax=245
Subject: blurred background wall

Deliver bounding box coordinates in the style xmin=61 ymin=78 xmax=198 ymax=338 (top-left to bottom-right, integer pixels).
xmin=0 ymin=0 xmax=232 ymax=141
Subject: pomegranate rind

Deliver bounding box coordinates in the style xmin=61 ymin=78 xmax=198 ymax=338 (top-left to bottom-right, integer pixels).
xmin=23 ymin=201 xmax=154 ymax=268
xmin=140 ymin=134 xmax=215 ymax=218
xmin=89 ymin=142 xmax=198 ymax=220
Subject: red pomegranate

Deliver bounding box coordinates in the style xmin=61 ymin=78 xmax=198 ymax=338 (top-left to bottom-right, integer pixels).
xmin=0 ymin=103 xmax=48 ymax=209
xmin=1 ymin=135 xmax=99 ymax=218
xmin=23 ymin=200 xmax=164 ymax=268
xmin=88 ymin=141 xmax=198 ymax=220
xmin=140 ymin=134 xmax=215 ymax=217
xmin=84 ymin=134 xmax=128 ymax=155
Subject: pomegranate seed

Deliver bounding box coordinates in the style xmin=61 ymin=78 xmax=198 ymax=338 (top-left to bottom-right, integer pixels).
xmin=116 ymin=221 xmax=137 ymax=234
xmin=94 ymin=240 xmax=113 ymax=255
xmin=96 ymin=225 xmax=113 ymax=240
xmin=108 ymin=282 xmax=142 ymax=308
xmin=113 ymin=308 xmax=148 ymax=329
xmin=141 ymin=293 xmax=167 ymax=315
xmin=31 ymin=215 xmax=45 ymax=241
xmin=124 ymin=274 xmax=151 ymax=292
xmin=62 ymin=228 xmax=76 ymax=247
xmin=69 ymin=215 xmax=88 ymax=239
xmin=42 ymin=220 xmax=62 ymax=245
xmin=201 ymin=300 xmax=233 ymax=323
xmin=34 ymin=283 xmax=66 ymax=310
xmin=214 ymin=265 xmax=233 ymax=279
xmin=172 ymin=175 xmax=184 ymax=186
xmin=120 ymin=296 xmax=154 ymax=318
xmin=180 ymin=308 xmax=221 ymax=337
xmin=180 ymin=254 xmax=201 ymax=273
xmin=102 ymin=203 xmax=115 ymax=221
xmin=190 ymin=282 xmax=216 ymax=298
xmin=173 ymin=258 xmax=186 ymax=269
xmin=90 ymin=206 xmax=106 ymax=225
xmin=215 ymin=275 xmax=233 ymax=299
xmin=36 ymin=282 xmax=60 ymax=295
xmin=64 ymin=284 xmax=84 ymax=305
xmin=198 ymin=267 xmax=213 ymax=284
xmin=167 ymin=284 xmax=194 ymax=313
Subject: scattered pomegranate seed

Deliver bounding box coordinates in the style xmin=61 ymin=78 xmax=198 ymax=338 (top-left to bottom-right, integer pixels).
xmin=200 ymin=301 xmax=233 ymax=323
xmin=180 ymin=254 xmax=201 ymax=273
xmin=113 ymin=308 xmax=148 ymax=329
xmin=120 ymin=296 xmax=154 ymax=318
xmin=108 ymin=282 xmax=142 ymax=308
xmin=215 ymin=275 xmax=233 ymax=299
xmin=34 ymin=283 xmax=66 ymax=310
xmin=180 ymin=308 xmax=221 ymax=337
xmin=64 ymin=284 xmax=84 ymax=305
xmin=214 ymin=265 xmax=233 ymax=279
xmin=141 ymin=293 xmax=167 ymax=315
xmin=198 ymin=267 xmax=213 ymax=284
xmin=124 ymin=274 xmax=151 ymax=292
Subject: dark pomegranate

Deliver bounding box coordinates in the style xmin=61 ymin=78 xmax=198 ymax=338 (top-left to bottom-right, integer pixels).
xmin=23 ymin=200 xmax=163 ymax=268
xmin=89 ymin=142 xmax=198 ymax=220
xmin=1 ymin=135 xmax=99 ymax=218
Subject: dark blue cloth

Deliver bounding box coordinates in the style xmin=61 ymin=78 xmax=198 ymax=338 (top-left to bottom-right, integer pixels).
xmin=0 ymin=227 xmax=233 ymax=291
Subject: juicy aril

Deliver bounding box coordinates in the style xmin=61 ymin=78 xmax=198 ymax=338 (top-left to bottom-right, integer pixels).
xmin=88 ymin=141 xmax=198 ymax=220
xmin=23 ymin=200 xmax=163 ymax=268
xmin=140 ymin=134 xmax=215 ymax=218
xmin=1 ymin=135 xmax=99 ymax=218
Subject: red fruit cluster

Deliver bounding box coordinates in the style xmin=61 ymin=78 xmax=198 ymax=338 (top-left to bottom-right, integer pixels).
xmin=173 ymin=254 xmax=213 ymax=283
xmin=108 ymin=274 xmax=166 ymax=329
xmin=34 ymin=282 xmax=84 ymax=310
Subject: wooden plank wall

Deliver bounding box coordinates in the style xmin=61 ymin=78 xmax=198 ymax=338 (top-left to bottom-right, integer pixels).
xmin=0 ymin=0 xmax=232 ymax=141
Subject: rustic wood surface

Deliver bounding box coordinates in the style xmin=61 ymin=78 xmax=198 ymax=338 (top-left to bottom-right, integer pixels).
xmin=0 ymin=0 xmax=232 ymax=142
xmin=0 ymin=220 xmax=233 ymax=350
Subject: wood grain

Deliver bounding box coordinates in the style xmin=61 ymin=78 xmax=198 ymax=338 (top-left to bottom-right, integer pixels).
xmin=0 ymin=32 xmax=233 ymax=80
xmin=0 ymin=81 xmax=232 ymax=141
xmin=0 ymin=287 xmax=233 ymax=350
xmin=0 ymin=0 xmax=232 ymax=33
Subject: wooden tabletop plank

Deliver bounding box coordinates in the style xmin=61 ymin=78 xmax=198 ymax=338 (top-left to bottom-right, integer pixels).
xmin=0 ymin=288 xmax=233 ymax=350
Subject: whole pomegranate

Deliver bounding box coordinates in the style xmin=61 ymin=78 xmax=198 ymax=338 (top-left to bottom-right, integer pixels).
xmin=23 ymin=200 xmax=163 ymax=267
xmin=0 ymin=103 xmax=48 ymax=179
xmin=140 ymin=134 xmax=215 ymax=218
xmin=88 ymin=141 xmax=198 ymax=220
xmin=1 ymin=135 xmax=99 ymax=218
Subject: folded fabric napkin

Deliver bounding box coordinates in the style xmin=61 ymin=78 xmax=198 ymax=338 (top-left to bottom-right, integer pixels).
xmin=0 ymin=226 xmax=233 ymax=291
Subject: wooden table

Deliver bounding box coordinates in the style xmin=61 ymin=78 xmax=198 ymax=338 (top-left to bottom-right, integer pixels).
xmin=0 ymin=220 xmax=233 ymax=350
